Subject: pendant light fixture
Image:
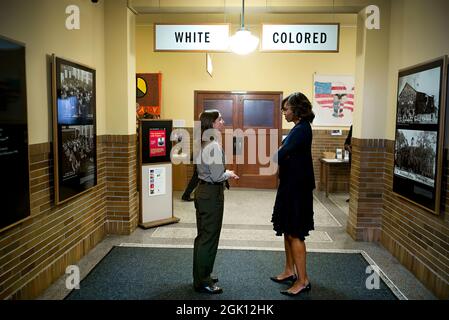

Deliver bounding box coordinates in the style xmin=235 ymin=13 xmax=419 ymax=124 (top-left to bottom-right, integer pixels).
xmin=228 ymin=0 xmax=259 ymax=55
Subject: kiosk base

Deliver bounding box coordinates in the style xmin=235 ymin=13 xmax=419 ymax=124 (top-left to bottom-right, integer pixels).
xmin=139 ymin=216 xmax=180 ymax=229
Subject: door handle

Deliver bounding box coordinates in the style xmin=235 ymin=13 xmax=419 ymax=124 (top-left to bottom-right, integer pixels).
xmin=233 ymin=137 xmax=243 ymax=156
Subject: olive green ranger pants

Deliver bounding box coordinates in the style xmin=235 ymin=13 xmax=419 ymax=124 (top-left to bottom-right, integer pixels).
xmin=193 ymin=183 xmax=224 ymax=288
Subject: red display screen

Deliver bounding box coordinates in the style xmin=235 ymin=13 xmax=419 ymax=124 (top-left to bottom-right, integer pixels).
xmin=140 ymin=120 xmax=172 ymax=164
xmin=149 ymin=128 xmax=166 ymax=157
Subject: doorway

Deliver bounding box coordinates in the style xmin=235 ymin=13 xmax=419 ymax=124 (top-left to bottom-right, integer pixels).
xmin=194 ymin=91 xmax=282 ymax=189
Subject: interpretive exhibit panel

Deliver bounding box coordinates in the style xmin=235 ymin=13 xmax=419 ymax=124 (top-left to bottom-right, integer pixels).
xmin=140 ymin=119 xmax=172 ymax=164
xmin=139 ymin=119 xmax=178 ymax=228
xmin=0 ymin=36 xmax=30 ymax=229
xmin=393 ymin=56 xmax=448 ymax=214
xmin=140 ymin=163 xmax=175 ymax=227
xmin=52 ymin=56 xmax=97 ymax=204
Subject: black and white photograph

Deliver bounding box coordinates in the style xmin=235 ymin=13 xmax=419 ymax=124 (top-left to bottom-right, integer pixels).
xmin=57 ymin=62 xmax=94 ymax=125
xmin=393 ymin=56 xmax=447 ymax=214
xmin=397 ymin=66 xmax=441 ymax=125
xmin=394 ymin=129 xmax=437 ymax=187
xmin=60 ymin=125 xmax=95 ymax=183
xmin=52 ymin=56 xmax=97 ymax=204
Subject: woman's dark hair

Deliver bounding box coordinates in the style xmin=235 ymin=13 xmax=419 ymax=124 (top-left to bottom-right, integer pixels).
xmin=199 ymin=109 xmax=220 ymax=135
xmin=282 ymin=92 xmax=315 ymax=123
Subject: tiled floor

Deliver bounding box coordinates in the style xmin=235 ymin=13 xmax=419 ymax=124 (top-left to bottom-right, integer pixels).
xmin=38 ymin=189 xmax=437 ymax=300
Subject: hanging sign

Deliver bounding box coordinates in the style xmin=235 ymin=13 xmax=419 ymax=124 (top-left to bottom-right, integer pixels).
xmin=154 ymin=24 xmax=230 ymax=52
xmin=261 ymin=24 xmax=339 ymax=52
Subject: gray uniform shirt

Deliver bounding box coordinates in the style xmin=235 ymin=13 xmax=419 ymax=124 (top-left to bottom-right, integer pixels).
xmin=196 ymin=141 xmax=231 ymax=183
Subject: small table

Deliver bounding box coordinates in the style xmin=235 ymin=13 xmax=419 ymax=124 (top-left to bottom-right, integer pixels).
xmin=319 ymin=158 xmax=350 ymax=197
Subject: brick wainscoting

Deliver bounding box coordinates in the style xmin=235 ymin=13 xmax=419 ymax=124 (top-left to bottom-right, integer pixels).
xmin=0 ymin=134 xmax=138 ymax=299
xmin=347 ymin=138 xmax=386 ymax=242
xmin=103 ymin=135 xmax=139 ymax=234
xmin=348 ymin=137 xmax=448 ymax=299
xmin=311 ymin=129 xmax=350 ymax=191
xmin=381 ymin=141 xmax=449 ymax=299
xmin=282 ymin=129 xmax=350 ymax=192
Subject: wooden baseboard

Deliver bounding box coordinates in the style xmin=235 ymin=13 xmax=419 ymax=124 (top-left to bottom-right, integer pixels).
xmin=139 ymin=216 xmax=180 ymax=229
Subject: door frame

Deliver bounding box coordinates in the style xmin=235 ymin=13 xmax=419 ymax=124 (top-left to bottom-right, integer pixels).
xmin=194 ymin=91 xmax=284 ymax=120
xmin=194 ymin=90 xmax=283 ymax=188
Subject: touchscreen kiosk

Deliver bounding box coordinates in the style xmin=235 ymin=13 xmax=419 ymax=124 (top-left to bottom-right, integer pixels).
xmin=139 ymin=120 xmax=179 ymax=228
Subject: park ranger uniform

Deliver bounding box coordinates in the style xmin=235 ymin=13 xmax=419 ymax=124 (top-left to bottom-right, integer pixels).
xmin=193 ymin=140 xmax=230 ymax=289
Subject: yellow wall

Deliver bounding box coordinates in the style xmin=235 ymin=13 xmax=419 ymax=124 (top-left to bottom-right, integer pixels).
xmin=353 ymin=0 xmax=391 ymax=139
xmin=104 ymin=0 xmax=136 ymax=135
xmin=0 ymin=0 xmax=106 ymax=144
xmin=136 ymin=13 xmax=357 ymax=129
xmin=386 ymin=0 xmax=449 ymax=140
xmin=128 ymin=10 xmax=137 ymax=135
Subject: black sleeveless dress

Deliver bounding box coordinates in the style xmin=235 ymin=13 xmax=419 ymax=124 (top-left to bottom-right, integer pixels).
xmin=272 ymin=120 xmax=315 ymax=240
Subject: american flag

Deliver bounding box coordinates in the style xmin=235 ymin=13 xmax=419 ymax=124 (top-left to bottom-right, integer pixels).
xmin=314 ymin=81 xmax=354 ymax=112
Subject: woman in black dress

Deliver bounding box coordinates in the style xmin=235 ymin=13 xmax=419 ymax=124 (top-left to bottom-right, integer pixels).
xmin=271 ymin=92 xmax=315 ymax=296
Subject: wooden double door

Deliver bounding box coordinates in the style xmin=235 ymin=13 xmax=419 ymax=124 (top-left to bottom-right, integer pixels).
xmin=194 ymin=91 xmax=282 ymax=189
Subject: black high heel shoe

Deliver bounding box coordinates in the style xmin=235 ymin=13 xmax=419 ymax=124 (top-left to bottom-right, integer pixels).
xmin=280 ymin=283 xmax=311 ymax=296
xmin=270 ymin=274 xmax=297 ymax=284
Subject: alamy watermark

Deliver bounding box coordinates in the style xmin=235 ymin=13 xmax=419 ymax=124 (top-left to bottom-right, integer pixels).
xmin=65 ymin=5 xmax=80 ymax=30
xmin=65 ymin=265 xmax=80 ymax=290
xmin=66 ymin=4 xmax=380 ymax=31
xmin=365 ymin=265 xmax=381 ymax=290
xmin=170 ymin=122 xmax=279 ymax=176
xmin=365 ymin=5 xmax=380 ymax=30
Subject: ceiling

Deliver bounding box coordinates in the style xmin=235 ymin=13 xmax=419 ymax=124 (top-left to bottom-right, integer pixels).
xmin=128 ymin=0 xmax=372 ymax=14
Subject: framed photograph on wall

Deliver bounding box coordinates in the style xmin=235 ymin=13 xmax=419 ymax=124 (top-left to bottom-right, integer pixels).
xmin=0 ymin=35 xmax=30 ymax=229
xmin=393 ymin=56 xmax=448 ymax=214
xmin=52 ymin=55 xmax=97 ymax=204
